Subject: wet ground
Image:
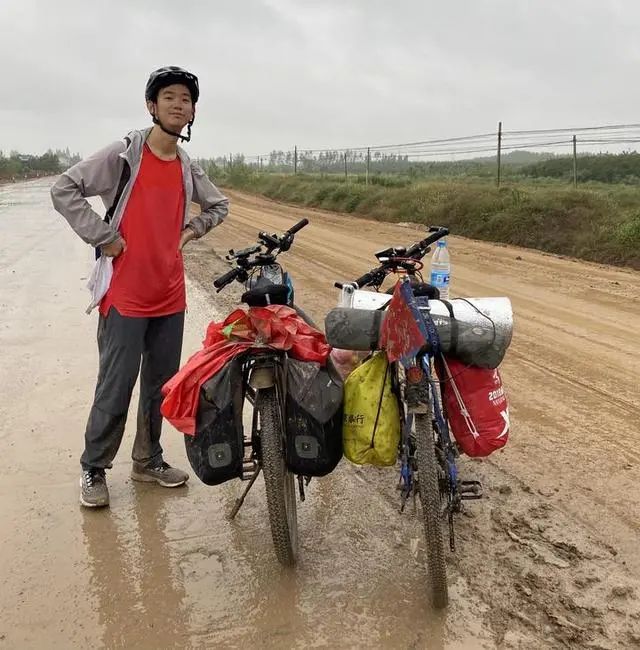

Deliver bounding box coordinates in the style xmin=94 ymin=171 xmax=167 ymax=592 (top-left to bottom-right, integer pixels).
xmin=1 ymin=179 xmax=639 ymax=649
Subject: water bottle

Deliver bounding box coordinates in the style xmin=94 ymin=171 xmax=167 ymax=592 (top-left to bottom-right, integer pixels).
xmin=430 ymin=239 xmax=451 ymax=300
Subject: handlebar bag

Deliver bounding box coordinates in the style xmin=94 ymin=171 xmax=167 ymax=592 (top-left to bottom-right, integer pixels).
xmin=242 ymin=284 xmax=289 ymax=307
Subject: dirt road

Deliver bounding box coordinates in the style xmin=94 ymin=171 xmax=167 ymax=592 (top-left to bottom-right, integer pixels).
xmin=1 ymin=180 xmax=639 ymax=649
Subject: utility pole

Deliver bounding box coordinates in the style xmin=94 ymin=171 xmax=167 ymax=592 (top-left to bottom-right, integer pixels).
xmin=294 ymin=145 xmax=298 ymax=174
xmin=344 ymin=152 xmax=348 ymax=181
xmin=366 ymin=147 xmax=371 ymax=185
xmin=497 ymin=121 xmax=502 ymax=188
xmin=572 ymin=135 xmax=578 ymax=188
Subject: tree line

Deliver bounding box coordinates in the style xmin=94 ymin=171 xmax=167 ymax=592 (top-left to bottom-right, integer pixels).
xmin=198 ymin=149 xmax=557 ymax=177
xmin=200 ymin=148 xmax=640 ymax=185
xmin=521 ymin=151 xmax=640 ymax=184
xmin=0 ymin=148 xmax=81 ymax=181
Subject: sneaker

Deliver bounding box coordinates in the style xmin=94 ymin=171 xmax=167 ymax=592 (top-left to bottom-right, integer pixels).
xmin=130 ymin=461 xmax=189 ymax=488
xmin=79 ymin=469 xmax=109 ymax=508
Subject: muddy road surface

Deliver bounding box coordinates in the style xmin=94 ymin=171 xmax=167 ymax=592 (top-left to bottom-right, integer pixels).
xmin=1 ymin=179 xmax=639 ymax=649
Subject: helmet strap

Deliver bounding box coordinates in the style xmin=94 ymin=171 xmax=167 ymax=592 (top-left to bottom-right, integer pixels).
xmin=151 ymin=114 xmax=194 ymax=143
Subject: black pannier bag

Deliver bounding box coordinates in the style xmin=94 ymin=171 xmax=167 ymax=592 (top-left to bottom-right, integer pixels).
xmin=285 ymin=358 xmax=344 ymax=477
xmin=185 ymin=355 xmax=245 ymax=485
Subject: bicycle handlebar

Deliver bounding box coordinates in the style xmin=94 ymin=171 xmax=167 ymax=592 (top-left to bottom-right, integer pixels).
xmin=213 ymin=267 xmax=242 ymax=290
xmin=405 ymin=226 xmax=449 ymax=258
xmin=354 ymin=268 xmax=384 ymax=288
xmin=337 ymin=225 xmax=449 ymax=289
xmin=285 ymin=218 xmax=309 ymax=236
xmin=213 ymin=218 xmax=310 ymax=291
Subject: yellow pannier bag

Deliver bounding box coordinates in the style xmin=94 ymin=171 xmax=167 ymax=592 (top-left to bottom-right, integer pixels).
xmin=342 ymin=351 xmax=401 ymax=466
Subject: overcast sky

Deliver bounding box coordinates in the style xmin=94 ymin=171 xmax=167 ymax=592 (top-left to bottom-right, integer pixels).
xmin=2 ymin=0 xmax=639 ymax=159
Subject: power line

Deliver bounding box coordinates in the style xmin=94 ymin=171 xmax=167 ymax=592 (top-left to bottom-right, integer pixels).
xmin=504 ymin=123 xmax=640 ymax=136
xmin=210 ymin=121 xmax=640 ymax=163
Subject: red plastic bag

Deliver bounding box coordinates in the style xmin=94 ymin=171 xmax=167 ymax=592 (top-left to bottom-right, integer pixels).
xmin=439 ymin=357 xmax=510 ymax=457
xmin=329 ymin=348 xmax=367 ymax=380
xmin=161 ymin=305 xmax=330 ymax=435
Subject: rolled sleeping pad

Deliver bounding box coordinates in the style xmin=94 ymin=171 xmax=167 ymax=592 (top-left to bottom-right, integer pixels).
xmin=324 ymin=308 xmax=385 ymax=352
xmin=324 ymin=297 xmax=513 ymax=369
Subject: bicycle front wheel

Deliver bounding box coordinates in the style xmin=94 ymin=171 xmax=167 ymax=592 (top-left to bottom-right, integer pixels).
xmin=256 ymin=387 xmax=298 ymax=566
xmin=415 ymin=404 xmax=449 ymax=608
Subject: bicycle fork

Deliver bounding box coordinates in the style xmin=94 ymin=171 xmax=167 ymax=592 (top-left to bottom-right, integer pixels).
xmin=229 ymin=356 xmax=279 ymax=521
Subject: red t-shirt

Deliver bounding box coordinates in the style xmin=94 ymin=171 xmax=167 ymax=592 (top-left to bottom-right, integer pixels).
xmin=100 ymin=144 xmax=186 ymax=317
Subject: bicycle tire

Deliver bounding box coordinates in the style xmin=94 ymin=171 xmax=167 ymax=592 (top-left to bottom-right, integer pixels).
xmin=415 ymin=405 xmax=449 ymax=608
xmin=256 ymin=387 xmax=298 ymax=566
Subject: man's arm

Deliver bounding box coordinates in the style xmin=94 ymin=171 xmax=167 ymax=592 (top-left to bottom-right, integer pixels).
xmin=50 ymin=141 xmax=126 ymax=248
xmin=187 ymin=162 xmax=229 ymax=237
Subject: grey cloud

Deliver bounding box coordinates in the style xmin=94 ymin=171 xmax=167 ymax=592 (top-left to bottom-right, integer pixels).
xmin=1 ymin=0 xmax=639 ymax=158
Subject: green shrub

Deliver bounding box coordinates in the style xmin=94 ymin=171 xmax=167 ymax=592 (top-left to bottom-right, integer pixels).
xmin=214 ymin=171 xmax=640 ymax=269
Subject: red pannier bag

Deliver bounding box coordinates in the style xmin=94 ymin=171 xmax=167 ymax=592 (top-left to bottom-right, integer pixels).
xmin=438 ymin=356 xmax=510 ymax=457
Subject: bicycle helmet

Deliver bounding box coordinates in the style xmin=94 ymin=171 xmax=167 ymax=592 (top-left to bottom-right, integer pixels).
xmin=145 ymin=66 xmax=199 ymax=142
xmin=145 ymin=66 xmax=199 ymax=103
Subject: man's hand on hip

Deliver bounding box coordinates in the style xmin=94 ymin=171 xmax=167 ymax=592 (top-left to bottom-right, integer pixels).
xmin=179 ymin=227 xmax=197 ymax=251
xmin=101 ymin=237 xmax=126 ymax=257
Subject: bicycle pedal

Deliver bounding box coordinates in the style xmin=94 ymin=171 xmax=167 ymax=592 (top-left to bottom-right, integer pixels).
xmin=459 ymin=480 xmax=483 ymax=500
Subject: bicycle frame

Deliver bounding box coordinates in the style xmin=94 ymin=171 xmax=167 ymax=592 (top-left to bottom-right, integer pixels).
xmin=396 ymin=301 xmax=462 ymax=550
xmin=342 ymin=273 xmax=482 ymax=552
xmin=329 ymin=225 xmax=488 ymax=604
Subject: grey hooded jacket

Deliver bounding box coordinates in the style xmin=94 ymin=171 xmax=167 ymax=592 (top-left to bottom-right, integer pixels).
xmin=50 ymin=127 xmax=229 ymax=312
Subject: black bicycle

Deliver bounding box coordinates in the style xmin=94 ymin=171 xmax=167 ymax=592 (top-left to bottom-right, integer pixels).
xmin=212 ymin=218 xmax=309 ymax=566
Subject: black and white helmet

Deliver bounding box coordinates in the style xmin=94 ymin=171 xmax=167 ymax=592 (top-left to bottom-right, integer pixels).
xmin=145 ymin=66 xmax=199 ymax=104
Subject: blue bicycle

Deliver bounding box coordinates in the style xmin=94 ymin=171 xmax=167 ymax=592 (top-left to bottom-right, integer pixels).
xmin=327 ymin=227 xmax=483 ymax=608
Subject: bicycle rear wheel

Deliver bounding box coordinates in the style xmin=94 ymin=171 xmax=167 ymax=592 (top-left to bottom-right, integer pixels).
xmin=256 ymin=387 xmax=298 ymax=566
xmin=415 ymin=401 xmax=449 ymax=608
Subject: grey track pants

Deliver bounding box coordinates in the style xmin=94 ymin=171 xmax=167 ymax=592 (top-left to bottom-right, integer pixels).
xmin=81 ymin=307 xmax=185 ymax=470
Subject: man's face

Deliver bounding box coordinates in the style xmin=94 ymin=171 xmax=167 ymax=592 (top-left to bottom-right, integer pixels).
xmin=148 ymin=83 xmax=194 ymax=131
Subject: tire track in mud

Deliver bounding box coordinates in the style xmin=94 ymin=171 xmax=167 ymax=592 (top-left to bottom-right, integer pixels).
xmin=512 ymin=352 xmax=640 ymax=421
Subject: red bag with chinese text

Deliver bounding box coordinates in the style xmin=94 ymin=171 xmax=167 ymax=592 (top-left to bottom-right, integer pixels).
xmin=439 ymin=357 xmax=510 ymax=457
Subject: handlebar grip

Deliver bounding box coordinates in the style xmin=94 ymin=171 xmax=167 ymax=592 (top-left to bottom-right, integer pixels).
xmin=286 ymin=218 xmax=309 ymax=236
xmin=354 ymin=269 xmax=379 ymax=288
xmin=213 ymin=267 xmax=240 ymax=289
xmin=406 ymin=226 xmax=450 ymax=259
xmin=423 ymin=226 xmax=449 ymax=246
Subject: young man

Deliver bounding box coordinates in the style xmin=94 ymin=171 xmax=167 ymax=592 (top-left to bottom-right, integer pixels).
xmin=51 ymin=66 xmax=229 ymax=507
